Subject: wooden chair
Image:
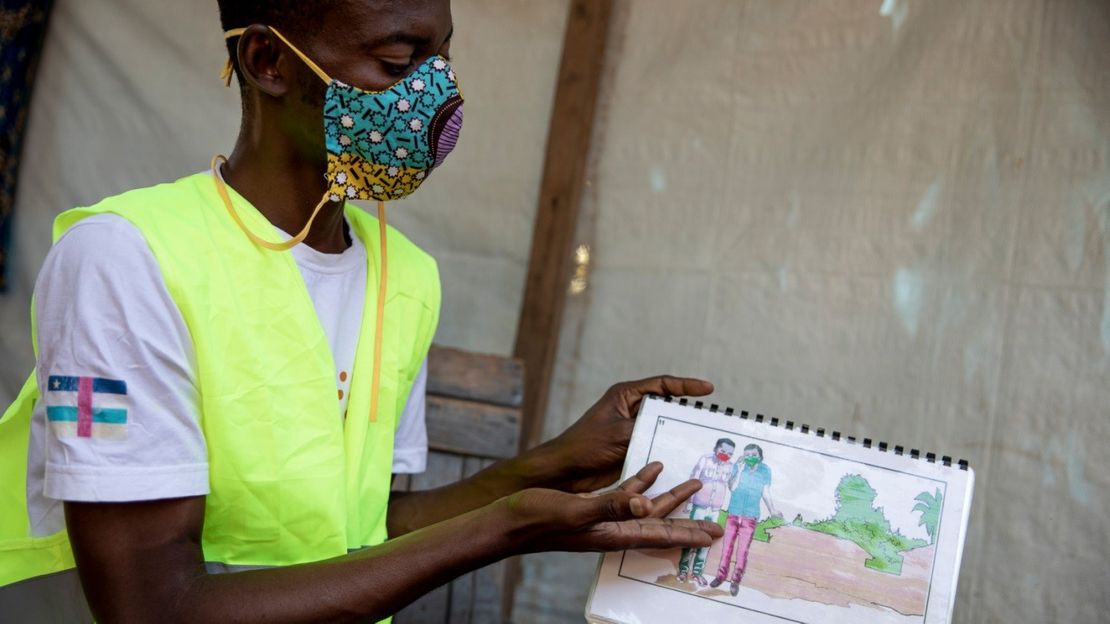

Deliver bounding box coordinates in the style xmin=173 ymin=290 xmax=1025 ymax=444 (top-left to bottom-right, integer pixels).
xmin=392 ymin=345 xmax=524 ymax=624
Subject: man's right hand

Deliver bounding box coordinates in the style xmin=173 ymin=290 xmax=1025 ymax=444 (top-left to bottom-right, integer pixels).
xmin=499 ymin=462 xmax=723 ymax=552
xmin=64 ymin=461 xmax=718 ymax=623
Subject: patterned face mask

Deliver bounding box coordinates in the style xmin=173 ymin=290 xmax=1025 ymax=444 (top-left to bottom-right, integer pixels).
xmin=324 ymin=57 xmax=463 ymax=203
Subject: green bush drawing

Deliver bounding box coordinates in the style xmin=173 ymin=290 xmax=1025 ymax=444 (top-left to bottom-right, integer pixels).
xmin=754 ymin=515 xmax=788 ymax=542
xmin=801 ymin=474 xmax=928 ymax=575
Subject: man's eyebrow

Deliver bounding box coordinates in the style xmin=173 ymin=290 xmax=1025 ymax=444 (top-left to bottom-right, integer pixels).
xmin=365 ymin=26 xmax=452 ymax=50
xmin=366 ymin=32 xmax=430 ymax=49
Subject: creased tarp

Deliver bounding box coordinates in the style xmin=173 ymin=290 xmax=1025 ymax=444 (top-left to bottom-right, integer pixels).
xmin=522 ymin=1 xmax=1110 ymax=623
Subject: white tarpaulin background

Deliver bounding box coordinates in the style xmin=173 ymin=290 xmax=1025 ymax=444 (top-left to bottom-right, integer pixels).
xmin=525 ymin=1 xmax=1109 ymax=622
xmin=1 ymin=1 xmax=1107 ymax=623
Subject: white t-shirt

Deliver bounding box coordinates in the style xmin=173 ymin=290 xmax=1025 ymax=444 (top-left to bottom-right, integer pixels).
xmin=26 ymin=212 xmax=428 ymax=537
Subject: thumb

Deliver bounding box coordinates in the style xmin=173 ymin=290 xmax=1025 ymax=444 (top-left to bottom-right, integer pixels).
xmin=568 ymin=490 xmax=654 ymax=528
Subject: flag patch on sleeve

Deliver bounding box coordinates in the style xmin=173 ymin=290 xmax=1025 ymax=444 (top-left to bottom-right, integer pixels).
xmin=45 ymin=375 xmax=129 ymax=439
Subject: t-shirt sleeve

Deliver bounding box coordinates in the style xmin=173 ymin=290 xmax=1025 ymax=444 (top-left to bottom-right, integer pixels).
xmin=34 ymin=214 xmax=208 ymax=502
xmin=391 ymin=358 xmax=429 ymax=474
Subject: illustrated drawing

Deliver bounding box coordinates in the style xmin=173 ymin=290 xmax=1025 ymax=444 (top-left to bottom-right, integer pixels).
xmin=623 ymin=416 xmax=948 ymax=622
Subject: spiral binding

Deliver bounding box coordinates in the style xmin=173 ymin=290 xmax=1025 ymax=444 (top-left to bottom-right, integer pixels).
xmin=655 ymin=395 xmax=968 ymax=470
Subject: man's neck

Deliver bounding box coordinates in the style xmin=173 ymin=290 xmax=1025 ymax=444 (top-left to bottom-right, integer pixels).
xmin=221 ymin=138 xmax=349 ymax=254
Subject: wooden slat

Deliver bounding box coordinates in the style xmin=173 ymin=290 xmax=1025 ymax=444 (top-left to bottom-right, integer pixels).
xmin=513 ymin=0 xmax=614 ymax=451
xmin=408 ymin=451 xmax=465 ymax=491
xmin=472 ymin=561 xmax=505 ymax=624
xmin=427 ymin=345 xmax=524 ymax=408
xmin=394 ymin=583 xmax=451 ymax=624
xmin=390 ymin=473 xmax=412 ymax=493
xmin=425 ymin=396 xmax=520 ymax=460
xmin=460 ymin=456 xmax=490 ymax=480
xmin=447 ymin=565 xmax=476 ymax=624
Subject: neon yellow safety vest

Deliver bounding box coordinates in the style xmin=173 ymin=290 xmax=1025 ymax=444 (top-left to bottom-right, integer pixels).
xmin=0 ymin=172 xmax=439 ymax=586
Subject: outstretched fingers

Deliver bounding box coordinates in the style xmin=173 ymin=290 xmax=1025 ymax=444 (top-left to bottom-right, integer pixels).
xmin=565 ymin=488 xmax=653 ymax=528
xmin=614 ymin=465 xmax=704 ymax=517
xmin=618 ymin=462 xmax=664 ymax=495
xmin=607 ymin=518 xmax=723 ymax=550
xmin=646 ymin=478 xmax=703 ymax=518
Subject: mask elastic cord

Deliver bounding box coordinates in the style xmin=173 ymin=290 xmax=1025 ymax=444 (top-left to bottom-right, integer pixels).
xmin=210 ymin=155 xmax=390 ymax=425
xmin=222 ymin=26 xmax=332 ymax=87
xmin=221 ymin=28 xmax=246 ymax=87
xmin=210 ymin=154 xmax=330 ymax=251
xmin=370 ymin=201 xmax=388 ymax=423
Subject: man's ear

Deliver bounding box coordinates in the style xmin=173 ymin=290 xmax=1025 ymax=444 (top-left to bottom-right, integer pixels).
xmin=235 ymin=24 xmax=291 ymax=97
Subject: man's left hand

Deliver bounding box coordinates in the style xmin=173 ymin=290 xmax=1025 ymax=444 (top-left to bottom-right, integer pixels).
xmin=536 ymin=375 xmax=713 ymax=494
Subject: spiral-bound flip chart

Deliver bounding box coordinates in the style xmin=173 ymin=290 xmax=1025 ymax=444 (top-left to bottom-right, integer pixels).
xmin=587 ymin=395 xmax=974 ymax=624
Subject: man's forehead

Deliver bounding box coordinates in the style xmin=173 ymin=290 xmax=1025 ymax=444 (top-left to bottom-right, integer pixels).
xmin=325 ymin=0 xmax=452 ymax=42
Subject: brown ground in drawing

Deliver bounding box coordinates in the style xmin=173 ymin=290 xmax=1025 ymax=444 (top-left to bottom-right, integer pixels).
xmin=647 ymin=525 xmax=935 ymax=616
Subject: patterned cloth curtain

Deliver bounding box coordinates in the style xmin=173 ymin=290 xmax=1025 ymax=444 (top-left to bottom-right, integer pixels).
xmin=0 ymin=0 xmax=52 ymax=292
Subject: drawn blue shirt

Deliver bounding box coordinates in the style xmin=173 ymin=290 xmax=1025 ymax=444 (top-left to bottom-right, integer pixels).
xmin=726 ymin=462 xmax=771 ymax=518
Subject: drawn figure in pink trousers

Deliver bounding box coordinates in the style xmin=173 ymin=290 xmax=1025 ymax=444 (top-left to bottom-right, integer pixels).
xmin=675 ymin=438 xmax=735 ymax=586
xmin=710 ymin=443 xmax=781 ymax=597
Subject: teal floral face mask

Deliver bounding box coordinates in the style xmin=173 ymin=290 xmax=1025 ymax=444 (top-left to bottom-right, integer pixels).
xmin=321 ymin=54 xmax=464 ymax=203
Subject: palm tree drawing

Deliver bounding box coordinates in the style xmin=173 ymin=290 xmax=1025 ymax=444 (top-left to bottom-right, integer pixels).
xmin=912 ymin=489 xmax=943 ymax=545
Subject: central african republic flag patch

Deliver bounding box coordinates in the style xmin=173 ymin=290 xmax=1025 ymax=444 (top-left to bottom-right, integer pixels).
xmin=45 ymin=375 xmax=129 ymax=439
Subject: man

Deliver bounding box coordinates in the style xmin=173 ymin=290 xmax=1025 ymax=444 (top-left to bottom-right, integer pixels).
xmin=0 ymin=1 xmax=723 ymax=621
xmin=710 ymin=443 xmax=780 ymax=597
xmin=675 ymin=437 xmax=735 ymax=586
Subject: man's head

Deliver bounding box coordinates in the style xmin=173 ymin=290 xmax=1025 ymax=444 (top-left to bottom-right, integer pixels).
xmin=216 ymin=0 xmax=454 ymax=164
xmin=742 ymin=443 xmax=763 ymax=467
xmin=713 ymin=438 xmax=735 ymax=462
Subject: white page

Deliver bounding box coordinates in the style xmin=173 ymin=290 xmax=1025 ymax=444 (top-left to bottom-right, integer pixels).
xmin=587 ymin=396 xmax=974 ymax=624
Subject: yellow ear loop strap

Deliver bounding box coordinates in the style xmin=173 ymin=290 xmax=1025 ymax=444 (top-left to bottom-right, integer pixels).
xmin=370 ymin=201 xmax=388 ymax=423
xmin=221 ymin=28 xmax=245 ymax=87
xmin=210 ymin=154 xmax=330 ymax=251
xmin=217 ymin=26 xmax=385 ymax=424
xmin=221 ymin=26 xmax=332 ymax=87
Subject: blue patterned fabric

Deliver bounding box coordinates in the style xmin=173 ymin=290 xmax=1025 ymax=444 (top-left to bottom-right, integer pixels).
xmin=0 ymin=0 xmax=52 ymax=292
xmin=322 ymin=54 xmax=463 ymax=202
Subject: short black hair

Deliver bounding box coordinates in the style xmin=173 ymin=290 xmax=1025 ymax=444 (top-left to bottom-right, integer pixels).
xmin=743 ymin=443 xmax=763 ymax=459
xmin=216 ymin=0 xmax=341 ymax=82
xmin=714 ymin=438 xmax=735 ymax=450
